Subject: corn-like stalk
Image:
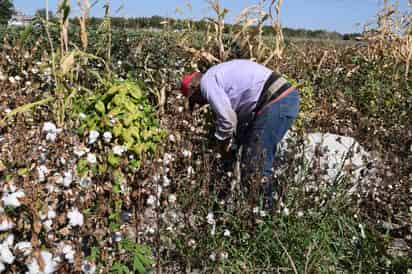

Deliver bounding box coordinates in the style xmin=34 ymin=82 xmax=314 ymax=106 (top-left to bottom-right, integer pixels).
xmin=207 ymin=0 xmax=229 ymax=61
xmin=104 ymin=1 xmax=112 ymax=65
xmin=268 ymin=0 xmax=284 ymax=61
xmin=77 ymin=0 xmax=91 ymax=51
xmin=364 ymin=0 xmax=411 ymax=80
xmin=59 ymin=0 xmax=70 ymax=55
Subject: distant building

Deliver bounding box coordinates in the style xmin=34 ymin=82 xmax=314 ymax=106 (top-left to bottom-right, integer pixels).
xmin=8 ymin=12 xmax=34 ymax=27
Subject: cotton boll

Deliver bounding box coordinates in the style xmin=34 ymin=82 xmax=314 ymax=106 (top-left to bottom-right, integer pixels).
xmin=87 ymin=153 xmax=97 ymax=164
xmin=163 ymin=175 xmax=171 ymax=187
xmin=81 ymin=261 xmax=96 ymax=274
xmin=82 ymin=261 xmax=96 ymax=274
xmin=67 ymin=208 xmax=84 ymax=227
xmin=42 ymin=122 xmax=56 ymax=133
xmin=60 ymin=171 xmax=73 ymax=188
xmin=15 ymin=242 xmax=32 ymax=256
xmin=168 ymin=194 xmax=177 ymax=204
xmin=209 ymin=252 xmax=216 ymax=262
xmin=0 ymin=235 xmax=15 ymax=265
xmin=79 ymin=177 xmax=92 ymax=188
xmin=0 ymin=219 xmax=14 ymax=232
xmin=146 ymin=195 xmax=156 ymax=206
xmin=168 ymin=134 xmax=176 ymax=142
xmin=79 ymin=113 xmax=87 ymax=120
xmin=112 ymin=145 xmax=127 ymax=156
xmin=47 ymin=208 xmax=56 ymax=220
xmin=206 ymin=213 xmax=215 ymax=225
xmin=3 ymin=234 xmax=14 ymax=247
xmin=2 ymin=190 xmax=25 ymax=208
xmin=8 ymin=77 xmax=16 ymax=84
xmin=73 ymin=146 xmax=89 ymax=157
xmin=27 ymin=251 xmax=59 ymax=274
xmin=182 ymin=149 xmax=192 ymax=158
xmin=187 ymin=166 xmax=195 ymax=176
xmin=42 ymin=122 xmax=61 ymax=142
xmin=37 ymin=165 xmax=49 ymax=182
xmin=163 ymin=153 xmax=173 ymax=165
xmin=88 ymin=130 xmax=100 ymax=145
xmin=103 ymin=132 xmax=112 ymax=143
xmin=0 ymin=246 xmax=14 ymax=265
xmin=62 ymin=245 xmax=75 ymax=263
xmin=43 ymin=220 xmax=53 ymax=232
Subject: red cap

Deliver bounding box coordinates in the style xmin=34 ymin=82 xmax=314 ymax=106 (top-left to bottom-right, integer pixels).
xmin=180 ymin=72 xmax=199 ymax=97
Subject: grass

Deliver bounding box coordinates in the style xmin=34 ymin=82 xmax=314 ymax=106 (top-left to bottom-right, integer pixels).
xmin=160 ymin=169 xmax=412 ymax=273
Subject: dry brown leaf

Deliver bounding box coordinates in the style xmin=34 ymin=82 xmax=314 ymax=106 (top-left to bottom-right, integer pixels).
xmin=60 ymin=52 xmax=75 ymax=76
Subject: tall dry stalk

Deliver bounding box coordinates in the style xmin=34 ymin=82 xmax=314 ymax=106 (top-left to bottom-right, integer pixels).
xmin=233 ymin=2 xmax=268 ymax=61
xmin=59 ymin=0 xmax=70 ymax=55
xmin=207 ymin=0 xmax=229 ymax=61
xmin=267 ymin=0 xmax=284 ymax=62
xmin=364 ymin=0 xmax=412 ymax=79
xmin=104 ymin=0 xmax=112 ymax=64
xmin=77 ymin=0 xmax=91 ymax=51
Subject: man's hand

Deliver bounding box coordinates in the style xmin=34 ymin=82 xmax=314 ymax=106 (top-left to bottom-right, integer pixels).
xmin=217 ymin=138 xmax=233 ymax=159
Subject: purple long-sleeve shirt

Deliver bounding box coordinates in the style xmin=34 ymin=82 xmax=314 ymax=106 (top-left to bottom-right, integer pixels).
xmin=200 ymin=59 xmax=272 ymax=140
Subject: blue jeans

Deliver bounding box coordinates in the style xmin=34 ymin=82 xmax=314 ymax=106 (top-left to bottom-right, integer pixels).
xmin=240 ymin=90 xmax=300 ymax=207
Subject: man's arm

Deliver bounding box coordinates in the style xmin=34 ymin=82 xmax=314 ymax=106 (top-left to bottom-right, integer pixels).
xmin=201 ymin=73 xmax=237 ymax=142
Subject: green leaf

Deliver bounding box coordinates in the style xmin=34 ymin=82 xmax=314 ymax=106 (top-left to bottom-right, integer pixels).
xmin=132 ymin=143 xmax=145 ymax=156
xmin=17 ymin=168 xmax=29 ymax=176
xmin=113 ymin=124 xmax=123 ymax=137
xmin=108 ymin=153 xmax=121 ymax=167
xmin=77 ymin=159 xmax=89 ymax=176
xmin=108 ymin=106 xmax=124 ymax=117
xmin=113 ymin=93 xmax=127 ymax=106
xmin=98 ymin=163 xmax=107 ymax=174
xmin=124 ymin=100 xmax=137 ymax=113
xmin=129 ymin=159 xmax=141 ymax=169
xmin=122 ymin=128 xmax=135 ymax=145
xmin=123 ymin=113 xmax=136 ymax=127
xmin=133 ymin=256 xmax=146 ymax=273
xmin=136 ymin=252 xmax=153 ymax=268
xmin=95 ymin=100 xmax=106 ymax=115
xmin=129 ymin=85 xmax=143 ymax=99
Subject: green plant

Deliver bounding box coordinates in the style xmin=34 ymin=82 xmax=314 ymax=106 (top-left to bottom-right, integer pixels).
xmin=78 ymin=79 xmax=165 ymax=168
xmin=110 ymin=239 xmax=154 ymax=274
xmin=286 ymin=76 xmax=315 ymax=130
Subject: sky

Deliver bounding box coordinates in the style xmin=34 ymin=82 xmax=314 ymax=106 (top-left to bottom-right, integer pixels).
xmin=12 ymin=0 xmax=411 ymax=34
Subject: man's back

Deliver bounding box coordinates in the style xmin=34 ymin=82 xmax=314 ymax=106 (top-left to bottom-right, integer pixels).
xmin=200 ymin=60 xmax=273 ymax=139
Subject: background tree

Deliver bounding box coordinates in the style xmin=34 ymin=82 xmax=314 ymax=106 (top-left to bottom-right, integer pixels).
xmin=0 ymin=0 xmax=14 ymax=25
xmin=35 ymin=8 xmax=54 ymax=20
